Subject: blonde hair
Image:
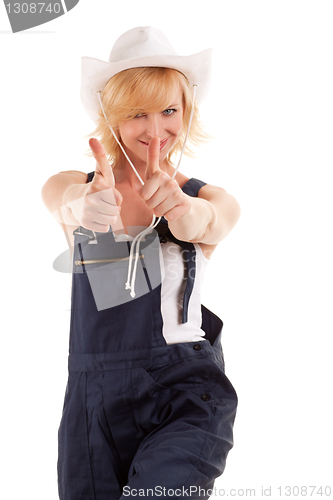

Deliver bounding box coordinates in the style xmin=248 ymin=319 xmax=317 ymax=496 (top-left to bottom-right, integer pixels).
xmin=86 ymin=67 xmax=210 ymax=166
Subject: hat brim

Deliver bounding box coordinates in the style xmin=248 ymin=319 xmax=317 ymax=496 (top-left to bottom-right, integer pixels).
xmin=80 ymin=49 xmax=212 ymax=123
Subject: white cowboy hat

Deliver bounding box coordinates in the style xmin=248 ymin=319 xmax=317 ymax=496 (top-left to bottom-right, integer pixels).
xmin=81 ymin=26 xmax=212 ymax=123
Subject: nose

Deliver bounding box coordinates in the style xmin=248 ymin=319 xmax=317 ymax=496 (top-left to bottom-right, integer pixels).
xmin=146 ymin=113 xmax=163 ymax=139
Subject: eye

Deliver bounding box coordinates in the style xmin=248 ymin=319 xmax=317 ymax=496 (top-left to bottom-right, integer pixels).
xmin=134 ymin=113 xmax=146 ymax=119
xmin=162 ymin=108 xmax=177 ymax=116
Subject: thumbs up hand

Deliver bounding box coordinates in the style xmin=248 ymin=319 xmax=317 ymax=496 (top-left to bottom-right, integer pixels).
xmin=140 ymin=137 xmax=192 ymax=221
xmin=69 ymin=138 xmax=123 ymax=233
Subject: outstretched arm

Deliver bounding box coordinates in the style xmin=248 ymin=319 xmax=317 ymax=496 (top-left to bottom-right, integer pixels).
xmin=41 ymin=139 xmax=123 ymax=232
xmin=168 ymin=184 xmax=241 ymax=245
xmin=140 ymin=137 xmax=241 ymax=245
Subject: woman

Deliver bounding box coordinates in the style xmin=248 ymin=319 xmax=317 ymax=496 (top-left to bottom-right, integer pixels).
xmin=42 ymin=26 xmax=241 ymax=500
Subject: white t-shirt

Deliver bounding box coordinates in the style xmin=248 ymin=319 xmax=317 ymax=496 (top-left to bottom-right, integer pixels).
xmin=159 ymin=241 xmax=209 ymax=345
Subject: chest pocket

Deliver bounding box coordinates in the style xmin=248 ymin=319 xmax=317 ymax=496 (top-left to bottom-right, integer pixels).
xmin=72 ymin=227 xmax=162 ymax=311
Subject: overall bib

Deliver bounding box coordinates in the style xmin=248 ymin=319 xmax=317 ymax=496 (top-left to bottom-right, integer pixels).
xmin=57 ymin=177 xmax=238 ymax=500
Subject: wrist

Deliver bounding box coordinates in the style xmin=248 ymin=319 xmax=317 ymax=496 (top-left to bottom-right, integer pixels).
xmin=63 ymin=182 xmax=90 ymax=207
xmin=56 ymin=182 xmax=90 ymax=227
xmin=169 ymin=197 xmax=216 ymax=242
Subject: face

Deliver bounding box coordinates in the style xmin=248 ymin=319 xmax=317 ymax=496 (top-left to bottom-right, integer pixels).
xmin=118 ymin=84 xmax=184 ymax=166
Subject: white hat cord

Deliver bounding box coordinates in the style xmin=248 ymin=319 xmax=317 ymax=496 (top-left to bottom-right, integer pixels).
xmin=94 ymin=84 xmax=197 ymax=298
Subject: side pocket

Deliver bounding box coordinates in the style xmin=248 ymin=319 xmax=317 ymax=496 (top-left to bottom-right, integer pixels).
xmin=209 ymin=362 xmax=238 ymax=412
xmin=142 ymin=356 xmax=218 ymax=418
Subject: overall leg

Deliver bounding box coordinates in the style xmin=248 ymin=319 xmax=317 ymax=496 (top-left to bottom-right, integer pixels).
xmin=119 ymin=360 xmax=237 ymax=500
xmin=58 ymin=370 xmax=143 ymax=500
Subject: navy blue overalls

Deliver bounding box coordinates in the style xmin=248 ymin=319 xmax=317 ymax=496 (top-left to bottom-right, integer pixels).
xmin=57 ymin=176 xmax=238 ymax=500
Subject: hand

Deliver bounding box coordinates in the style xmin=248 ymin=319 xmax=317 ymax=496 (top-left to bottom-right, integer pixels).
xmin=140 ymin=137 xmax=192 ymax=221
xmin=69 ymin=138 xmax=123 ymax=232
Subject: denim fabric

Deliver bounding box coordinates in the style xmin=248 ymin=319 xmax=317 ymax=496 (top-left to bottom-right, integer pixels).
xmin=57 ymin=178 xmax=238 ymax=500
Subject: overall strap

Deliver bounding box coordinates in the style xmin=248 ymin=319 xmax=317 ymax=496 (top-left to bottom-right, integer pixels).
xmin=87 ymin=171 xmax=95 ymax=183
xmin=156 ymin=177 xmax=207 ymax=324
xmin=180 ymin=177 xmax=207 ymax=197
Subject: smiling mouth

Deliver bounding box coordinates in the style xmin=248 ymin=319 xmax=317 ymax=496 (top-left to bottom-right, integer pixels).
xmin=139 ymin=138 xmax=169 ymax=150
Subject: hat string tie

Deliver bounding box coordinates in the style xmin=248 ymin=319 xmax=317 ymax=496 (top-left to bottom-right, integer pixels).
xmin=93 ymin=85 xmax=197 ymax=298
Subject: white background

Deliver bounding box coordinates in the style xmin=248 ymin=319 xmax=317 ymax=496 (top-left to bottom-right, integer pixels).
xmin=1 ymin=1 xmax=332 ymax=498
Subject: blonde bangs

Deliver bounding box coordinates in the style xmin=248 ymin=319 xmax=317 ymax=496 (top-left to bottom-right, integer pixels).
xmin=108 ymin=68 xmax=184 ymax=120
xmin=85 ymin=67 xmax=210 ymax=167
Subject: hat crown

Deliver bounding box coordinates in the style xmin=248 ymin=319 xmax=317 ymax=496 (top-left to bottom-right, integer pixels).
xmin=109 ymin=26 xmax=178 ymax=63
